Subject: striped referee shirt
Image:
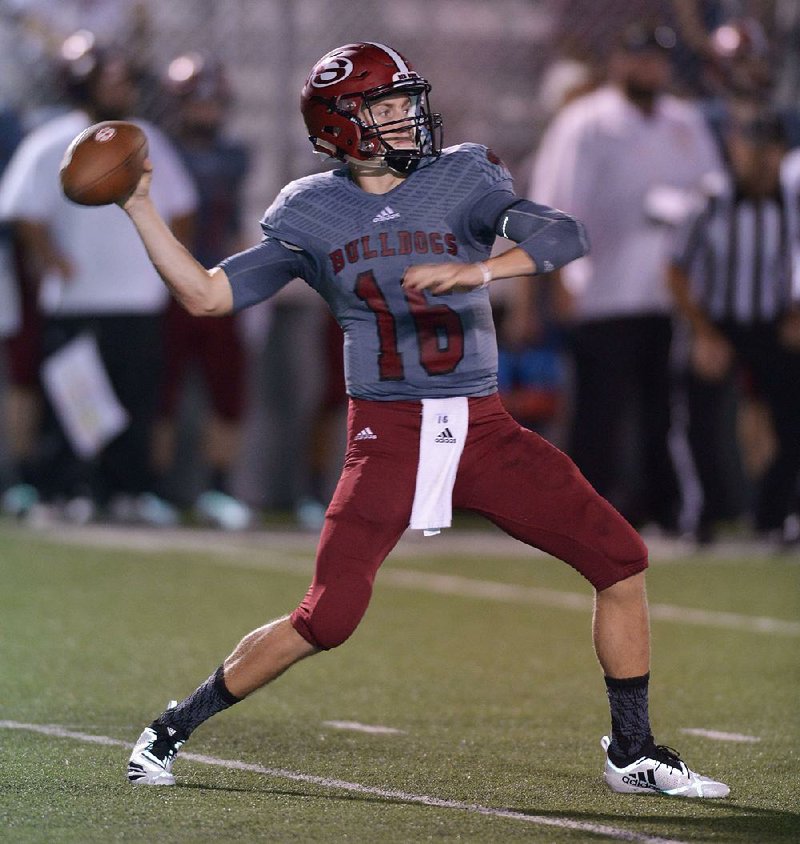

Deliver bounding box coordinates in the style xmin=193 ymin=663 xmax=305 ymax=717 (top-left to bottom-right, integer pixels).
xmin=673 ymin=173 xmax=797 ymax=324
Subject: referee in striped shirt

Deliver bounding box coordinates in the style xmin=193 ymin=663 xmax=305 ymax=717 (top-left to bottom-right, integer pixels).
xmin=668 ymin=112 xmax=800 ymax=544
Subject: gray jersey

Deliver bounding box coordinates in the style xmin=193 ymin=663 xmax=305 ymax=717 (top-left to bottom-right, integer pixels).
xmin=224 ymin=143 xmax=516 ymax=400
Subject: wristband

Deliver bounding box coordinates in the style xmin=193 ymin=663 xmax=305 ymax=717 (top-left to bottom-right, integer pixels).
xmin=477 ymin=261 xmax=492 ymax=288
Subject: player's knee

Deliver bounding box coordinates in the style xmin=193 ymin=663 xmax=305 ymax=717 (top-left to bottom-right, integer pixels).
xmin=595 ymin=562 xmax=648 ymax=596
xmin=290 ymin=574 xmax=374 ymax=650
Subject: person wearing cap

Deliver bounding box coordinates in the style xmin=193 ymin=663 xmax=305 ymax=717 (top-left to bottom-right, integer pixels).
xmin=530 ymin=21 xmax=722 ymax=534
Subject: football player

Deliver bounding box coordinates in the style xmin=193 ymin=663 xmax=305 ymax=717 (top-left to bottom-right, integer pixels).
xmin=123 ymin=43 xmax=728 ymax=798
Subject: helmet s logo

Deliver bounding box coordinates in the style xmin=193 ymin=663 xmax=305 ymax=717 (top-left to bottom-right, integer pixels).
xmin=94 ymin=126 xmax=117 ymax=143
xmin=311 ymin=57 xmax=354 ymax=88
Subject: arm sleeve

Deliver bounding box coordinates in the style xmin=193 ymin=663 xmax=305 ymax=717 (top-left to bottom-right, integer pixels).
xmin=219 ymin=236 xmax=315 ymax=312
xmin=469 ymin=189 xmax=590 ymax=272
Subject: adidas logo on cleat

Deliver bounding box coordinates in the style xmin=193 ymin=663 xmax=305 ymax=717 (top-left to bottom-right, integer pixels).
xmin=372 ymin=205 xmax=400 ymax=223
xmin=354 ymin=427 xmax=378 ymax=441
xmin=622 ymin=769 xmax=659 ymax=791
xmin=434 ymin=427 xmax=456 ymax=444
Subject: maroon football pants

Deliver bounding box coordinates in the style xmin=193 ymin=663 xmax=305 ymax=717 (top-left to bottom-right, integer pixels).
xmin=290 ymin=393 xmax=648 ymax=649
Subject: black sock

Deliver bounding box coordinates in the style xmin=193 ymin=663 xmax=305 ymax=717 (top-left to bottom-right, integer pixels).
xmin=605 ymin=673 xmax=653 ymax=764
xmin=156 ymin=665 xmax=241 ymax=738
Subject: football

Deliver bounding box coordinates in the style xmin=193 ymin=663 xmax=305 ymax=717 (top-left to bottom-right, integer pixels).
xmin=59 ymin=120 xmax=148 ymax=206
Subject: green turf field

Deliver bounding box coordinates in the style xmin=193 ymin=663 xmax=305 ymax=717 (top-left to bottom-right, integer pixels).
xmin=1 ymin=522 xmax=798 ymax=842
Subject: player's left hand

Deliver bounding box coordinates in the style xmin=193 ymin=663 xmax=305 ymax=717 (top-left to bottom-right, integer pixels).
xmin=403 ymin=262 xmax=487 ymax=295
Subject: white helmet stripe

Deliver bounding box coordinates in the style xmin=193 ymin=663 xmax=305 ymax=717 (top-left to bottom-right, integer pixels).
xmin=364 ymin=41 xmax=411 ymax=76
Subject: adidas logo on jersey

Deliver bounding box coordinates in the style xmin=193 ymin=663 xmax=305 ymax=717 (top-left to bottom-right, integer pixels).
xmin=355 ymin=427 xmax=378 ymax=441
xmin=372 ymin=205 xmax=400 ymax=223
xmin=434 ymin=427 xmax=456 ymax=444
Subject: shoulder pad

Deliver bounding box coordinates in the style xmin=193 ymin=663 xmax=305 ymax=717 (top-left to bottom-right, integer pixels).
xmin=439 ymin=142 xmax=512 ymax=188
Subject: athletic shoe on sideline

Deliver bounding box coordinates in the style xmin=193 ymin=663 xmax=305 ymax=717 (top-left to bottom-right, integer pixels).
xmin=294 ymin=496 xmax=326 ymax=532
xmin=194 ymin=489 xmax=252 ymax=531
xmin=1 ymin=483 xmax=39 ymax=518
xmin=601 ymin=735 xmax=730 ymax=798
xmin=135 ymin=493 xmax=180 ymax=527
xmin=127 ymin=703 xmax=186 ymax=785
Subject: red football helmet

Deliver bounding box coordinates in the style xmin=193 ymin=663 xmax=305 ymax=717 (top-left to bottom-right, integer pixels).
xmin=300 ymin=42 xmax=443 ymax=174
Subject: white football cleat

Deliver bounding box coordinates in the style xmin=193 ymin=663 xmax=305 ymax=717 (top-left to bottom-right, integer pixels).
xmin=127 ymin=704 xmax=186 ymax=786
xmin=601 ymin=735 xmax=730 ymax=798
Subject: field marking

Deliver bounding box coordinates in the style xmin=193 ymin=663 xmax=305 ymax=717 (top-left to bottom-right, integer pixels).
xmin=1 ymin=719 xmax=686 ymax=844
xmin=10 ymin=523 xmax=800 ymax=637
xmin=381 ymin=569 xmax=800 ymax=637
xmin=322 ymin=720 xmax=406 ymax=735
xmin=680 ymin=728 xmax=761 ymax=743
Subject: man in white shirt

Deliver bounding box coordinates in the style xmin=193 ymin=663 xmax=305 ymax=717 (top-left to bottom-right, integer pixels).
xmin=531 ymin=22 xmax=721 ymax=532
xmin=0 ymin=31 xmax=197 ymax=522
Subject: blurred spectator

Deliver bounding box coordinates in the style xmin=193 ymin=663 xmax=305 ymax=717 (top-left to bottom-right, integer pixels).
xmin=700 ymin=16 xmax=775 ymax=147
xmin=502 ymin=44 xmax=600 ymax=445
xmin=153 ymin=52 xmax=253 ymax=530
xmin=493 ymin=268 xmax=572 ymax=442
xmin=0 ymin=104 xmax=27 ymax=497
xmin=669 ymin=4 xmax=800 ymax=151
xmin=294 ymin=311 xmax=347 ymax=531
xmin=669 ymin=112 xmax=800 ymax=545
xmin=530 ymin=21 xmax=722 ymax=533
xmin=0 ymin=0 xmax=153 ymax=118
xmin=773 ymin=0 xmax=800 ymax=117
xmin=668 ymin=0 xmax=736 ymax=97
xmin=0 ymin=31 xmax=196 ymax=524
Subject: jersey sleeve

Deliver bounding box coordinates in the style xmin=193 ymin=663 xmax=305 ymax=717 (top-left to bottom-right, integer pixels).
xmin=259 ymin=178 xmax=325 ymax=257
xmin=219 ymin=236 xmax=315 ymax=312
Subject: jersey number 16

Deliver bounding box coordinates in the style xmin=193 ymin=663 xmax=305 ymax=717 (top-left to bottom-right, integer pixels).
xmin=355 ymin=269 xmax=465 ymax=380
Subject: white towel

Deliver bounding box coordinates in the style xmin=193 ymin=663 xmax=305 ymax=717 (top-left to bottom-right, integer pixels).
xmin=409 ymin=397 xmax=469 ymax=536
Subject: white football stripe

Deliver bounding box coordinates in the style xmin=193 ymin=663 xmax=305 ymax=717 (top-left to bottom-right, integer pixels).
xmin=680 ymin=728 xmax=761 ymax=743
xmin=1 ymin=719 xmax=687 ymax=843
xmin=365 ymin=42 xmax=411 ymax=76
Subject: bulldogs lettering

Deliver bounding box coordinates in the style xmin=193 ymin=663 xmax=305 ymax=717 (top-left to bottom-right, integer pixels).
xmin=330 ymin=230 xmax=458 ymax=274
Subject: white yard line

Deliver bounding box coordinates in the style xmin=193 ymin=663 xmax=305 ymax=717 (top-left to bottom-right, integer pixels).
xmin=0 ymin=720 xmax=686 ymax=844
xmin=680 ymin=728 xmax=761 ymax=743
xmin=11 ymin=523 xmax=800 ymax=637
xmin=322 ymin=720 xmax=407 ymax=735
xmin=382 ymin=569 xmax=800 ymax=636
